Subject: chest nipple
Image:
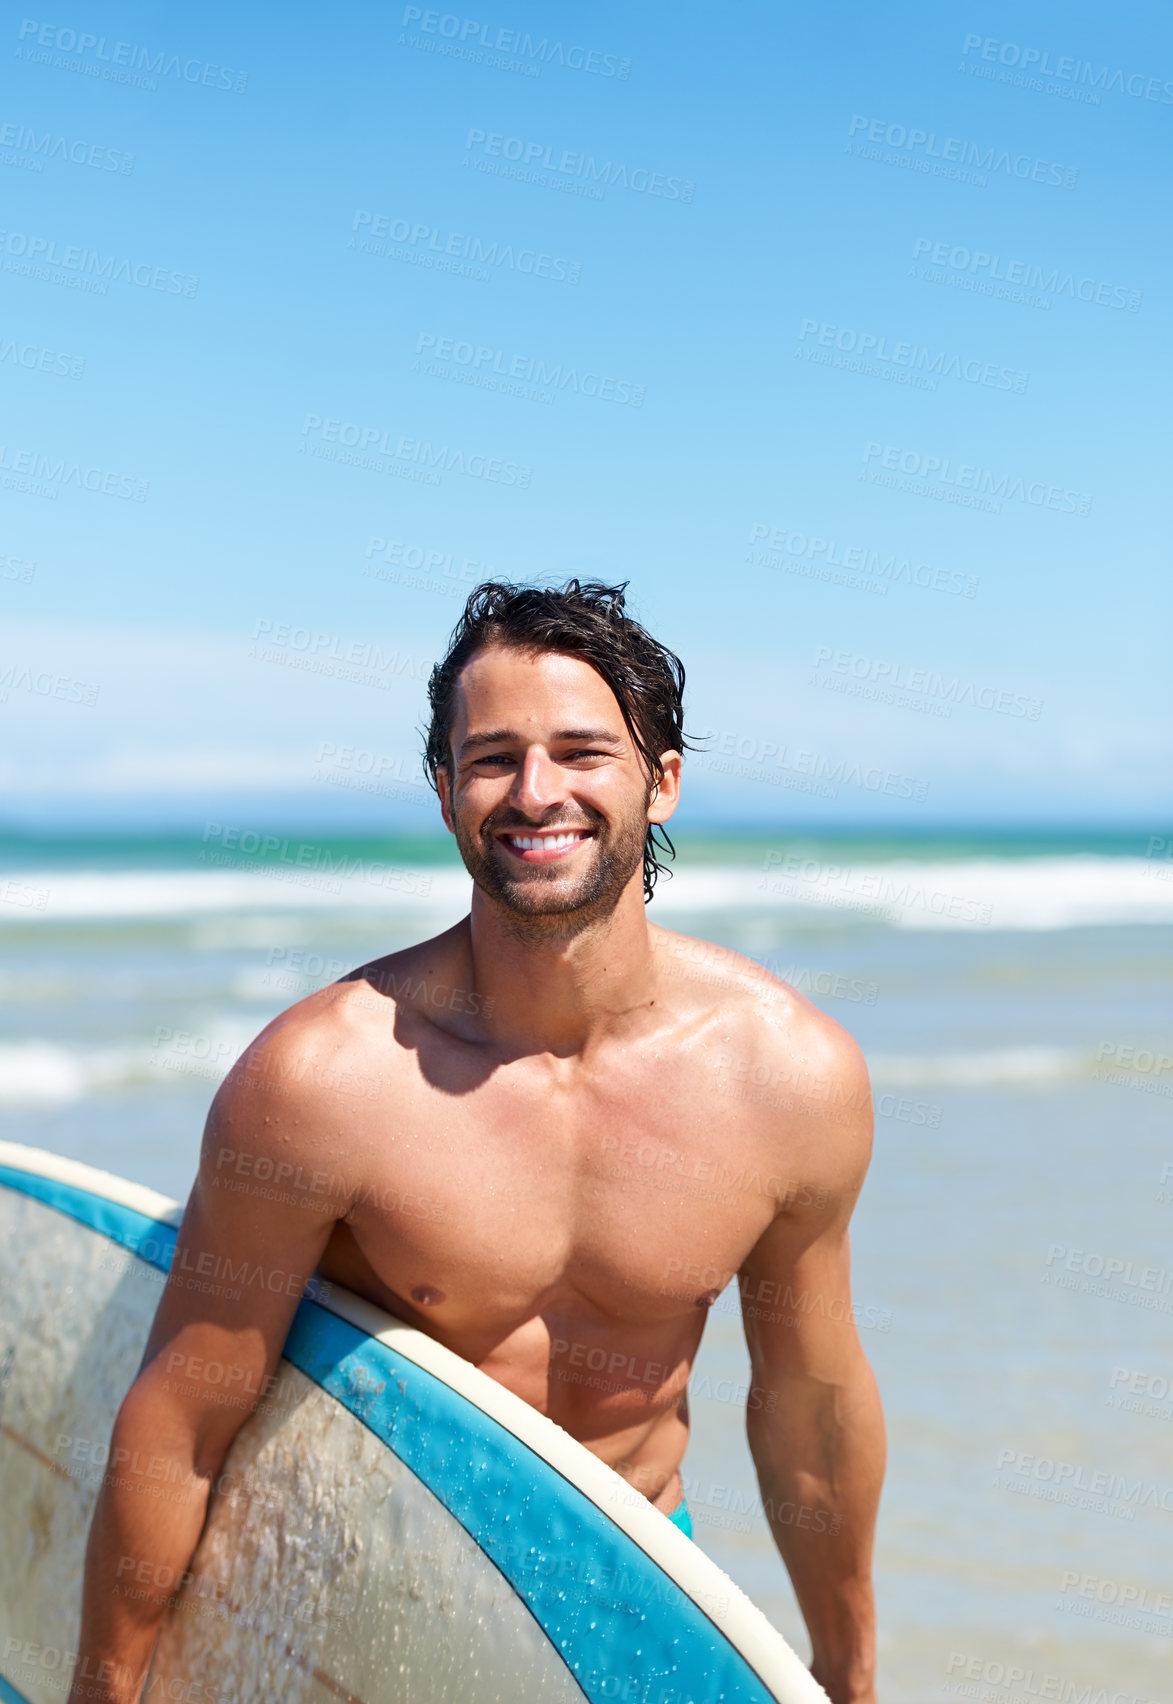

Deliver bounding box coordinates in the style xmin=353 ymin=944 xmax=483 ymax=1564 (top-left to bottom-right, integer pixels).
xmin=411 ymin=1284 xmax=445 ymax=1307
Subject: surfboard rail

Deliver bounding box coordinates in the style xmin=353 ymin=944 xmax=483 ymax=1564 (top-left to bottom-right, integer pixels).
xmin=0 ymin=1139 xmax=828 ymax=1704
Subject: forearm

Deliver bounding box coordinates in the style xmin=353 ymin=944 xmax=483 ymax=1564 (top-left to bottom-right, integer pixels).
xmin=747 ymin=1353 xmax=885 ymax=1703
xmin=67 ymin=1400 xmax=216 ymax=1704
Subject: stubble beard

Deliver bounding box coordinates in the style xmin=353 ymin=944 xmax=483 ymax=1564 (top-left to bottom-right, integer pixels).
xmin=450 ymin=790 xmax=650 ymax=940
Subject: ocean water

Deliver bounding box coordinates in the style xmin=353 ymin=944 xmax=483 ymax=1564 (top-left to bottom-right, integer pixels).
xmin=2 ymin=827 xmax=1171 ymax=1699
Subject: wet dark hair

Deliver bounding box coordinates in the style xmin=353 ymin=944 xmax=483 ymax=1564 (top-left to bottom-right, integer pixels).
xmin=423 ymin=579 xmax=691 ymax=902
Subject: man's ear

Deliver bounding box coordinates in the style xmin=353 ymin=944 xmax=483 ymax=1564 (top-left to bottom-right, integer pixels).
xmin=647 ymin=751 xmax=682 ymax=825
xmin=435 ymin=766 xmax=456 ymax=835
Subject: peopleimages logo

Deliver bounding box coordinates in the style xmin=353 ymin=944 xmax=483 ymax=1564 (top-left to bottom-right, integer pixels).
xmin=15 ymin=19 xmax=248 ymax=92
xmin=0 ymin=335 xmax=84 ymax=379
xmin=350 ymin=209 xmax=581 ymax=285
xmin=0 ymin=227 xmax=198 ymax=296
xmin=400 ymin=8 xmax=630 ymax=79
xmin=846 ymin=114 xmax=1077 ymax=187
xmin=960 ymin=34 xmax=1173 ymax=104
xmin=464 ymin=129 xmax=694 ymax=201
xmin=300 ymin=414 xmax=532 ymax=489
xmin=994 ymin=1447 xmax=1173 ymax=1515
xmin=414 ymin=332 xmax=644 ymax=407
xmin=0 ymin=443 xmax=146 ymax=500
xmin=692 ymin=725 xmax=930 ymax=802
xmin=748 ymin=523 xmax=979 ymax=599
xmin=911 ymin=238 xmax=1141 ymax=312
xmin=810 ymin=647 xmax=1043 ymax=721
xmin=861 ymin=442 xmax=1092 ymax=516
xmin=0 ymin=120 xmax=135 ymax=173
xmin=946 ymin=1650 xmax=1160 ymax=1704
xmin=798 ymin=318 xmax=1028 ymax=392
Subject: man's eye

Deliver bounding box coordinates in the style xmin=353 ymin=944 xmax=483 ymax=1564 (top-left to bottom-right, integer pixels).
xmin=564 ymin=750 xmax=607 ymax=762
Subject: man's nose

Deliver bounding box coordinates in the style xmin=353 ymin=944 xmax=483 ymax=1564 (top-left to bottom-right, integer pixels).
xmin=509 ymin=747 xmax=567 ymax=818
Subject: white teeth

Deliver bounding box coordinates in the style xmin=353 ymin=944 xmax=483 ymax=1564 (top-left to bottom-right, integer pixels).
xmin=508 ymin=832 xmax=585 ymax=851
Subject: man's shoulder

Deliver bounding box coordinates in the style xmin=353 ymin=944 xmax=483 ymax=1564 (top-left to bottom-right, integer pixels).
xmin=655 ymin=924 xmax=872 ymax=1173
xmin=217 ymin=930 xmax=470 ymax=1121
xmin=656 ymin=924 xmax=864 ymax=1061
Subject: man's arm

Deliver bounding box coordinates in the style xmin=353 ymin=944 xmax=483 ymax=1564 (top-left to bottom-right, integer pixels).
xmin=67 ymin=1027 xmax=352 ymax=1704
xmin=739 ymin=1026 xmax=884 ymax=1704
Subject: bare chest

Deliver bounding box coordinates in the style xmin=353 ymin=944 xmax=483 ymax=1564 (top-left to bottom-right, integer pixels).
xmin=324 ymin=1050 xmax=789 ymax=1333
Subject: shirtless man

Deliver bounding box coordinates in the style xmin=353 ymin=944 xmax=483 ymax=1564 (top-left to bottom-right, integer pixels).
xmin=69 ymin=580 xmax=885 ymax=1704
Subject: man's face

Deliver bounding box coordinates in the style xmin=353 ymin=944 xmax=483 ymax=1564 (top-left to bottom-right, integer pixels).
xmin=437 ymin=645 xmax=680 ymax=922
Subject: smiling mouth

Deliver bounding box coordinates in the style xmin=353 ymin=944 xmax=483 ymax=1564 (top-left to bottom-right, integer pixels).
xmin=498 ymin=828 xmax=593 ymax=860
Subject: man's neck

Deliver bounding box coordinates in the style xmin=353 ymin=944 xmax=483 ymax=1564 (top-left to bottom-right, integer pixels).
xmin=465 ymin=877 xmax=660 ymax=1056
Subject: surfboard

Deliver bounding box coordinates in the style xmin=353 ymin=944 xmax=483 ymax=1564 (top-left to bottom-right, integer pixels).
xmin=0 ymin=1140 xmax=827 ymax=1704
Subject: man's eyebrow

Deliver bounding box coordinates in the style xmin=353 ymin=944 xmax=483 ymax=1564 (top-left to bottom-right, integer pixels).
xmin=459 ymin=725 xmax=624 ymax=755
xmin=554 ymin=727 xmax=624 ymax=744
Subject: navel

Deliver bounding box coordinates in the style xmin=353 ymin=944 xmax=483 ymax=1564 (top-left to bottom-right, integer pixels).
xmin=411 ymin=1284 xmax=445 ymax=1307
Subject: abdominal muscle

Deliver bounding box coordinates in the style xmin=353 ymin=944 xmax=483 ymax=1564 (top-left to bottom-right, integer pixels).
xmin=317 ymin=1220 xmax=703 ymax=1514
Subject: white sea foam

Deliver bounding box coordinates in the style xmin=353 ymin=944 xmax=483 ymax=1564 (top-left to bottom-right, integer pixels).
xmin=868 ymin=1046 xmax=1085 ymax=1088
xmin=0 ymin=1042 xmax=135 ymax=1104
xmin=1 ymin=867 xmax=470 ymax=922
xmin=232 ymin=965 xmax=298 ymax=1001
xmin=3 ymin=855 xmax=1172 ymax=931
xmin=0 ymin=1021 xmax=257 ymax=1103
xmin=748 ymin=855 xmax=1173 ymax=931
xmin=0 ymin=1036 xmax=1133 ymax=1105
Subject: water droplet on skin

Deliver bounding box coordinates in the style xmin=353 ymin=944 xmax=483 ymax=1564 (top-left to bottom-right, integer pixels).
xmin=411 ymin=1284 xmax=444 ymax=1306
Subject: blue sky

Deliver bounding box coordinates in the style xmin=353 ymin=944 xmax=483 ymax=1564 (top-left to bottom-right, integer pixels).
xmin=1 ymin=0 xmax=1169 ymax=829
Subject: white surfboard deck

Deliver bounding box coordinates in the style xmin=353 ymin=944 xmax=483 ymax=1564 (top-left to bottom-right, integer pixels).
xmin=0 ymin=1140 xmax=826 ymax=1704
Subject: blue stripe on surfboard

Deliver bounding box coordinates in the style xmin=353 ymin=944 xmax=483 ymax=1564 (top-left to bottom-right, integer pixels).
xmin=0 ymin=1162 xmax=781 ymax=1704
xmin=0 ymin=1671 xmax=33 ymax=1703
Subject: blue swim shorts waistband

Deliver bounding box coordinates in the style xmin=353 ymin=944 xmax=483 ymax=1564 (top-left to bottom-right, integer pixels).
xmin=667 ymin=1497 xmax=693 ymax=1539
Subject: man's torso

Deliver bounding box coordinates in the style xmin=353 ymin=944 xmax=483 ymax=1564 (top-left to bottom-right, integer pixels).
xmin=239 ymin=924 xmax=851 ymax=1510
